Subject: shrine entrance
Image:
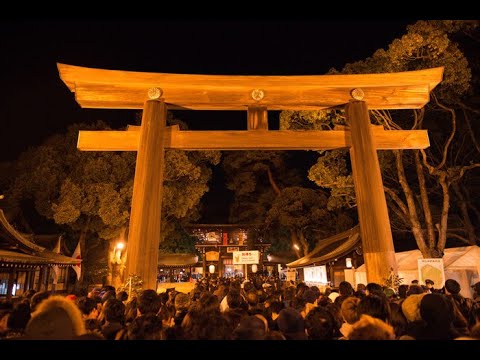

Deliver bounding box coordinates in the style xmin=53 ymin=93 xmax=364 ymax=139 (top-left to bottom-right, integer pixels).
xmin=58 ymin=63 xmax=443 ymax=289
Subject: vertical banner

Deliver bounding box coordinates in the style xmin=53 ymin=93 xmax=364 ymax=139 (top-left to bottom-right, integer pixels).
xmin=418 ymin=258 xmax=445 ymax=288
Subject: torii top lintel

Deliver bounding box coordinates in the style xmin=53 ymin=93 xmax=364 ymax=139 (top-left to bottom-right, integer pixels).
xmin=57 ymin=63 xmax=443 ymax=111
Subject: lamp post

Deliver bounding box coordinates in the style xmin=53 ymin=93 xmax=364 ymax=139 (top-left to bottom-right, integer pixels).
xmin=112 ymin=241 xmax=125 ymax=288
xmin=115 ymin=242 xmax=125 ymax=262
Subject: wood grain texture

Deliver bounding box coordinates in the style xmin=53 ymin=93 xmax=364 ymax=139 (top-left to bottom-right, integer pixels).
xmin=247 ymin=106 xmax=268 ymax=130
xmin=58 ymin=63 xmax=443 ymax=110
xmin=125 ymin=99 xmax=167 ymax=290
xmin=347 ymin=100 xmax=398 ymax=284
xmin=77 ymin=129 xmax=429 ymax=151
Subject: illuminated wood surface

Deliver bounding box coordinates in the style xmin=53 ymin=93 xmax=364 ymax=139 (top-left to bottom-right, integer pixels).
xmin=247 ymin=106 xmax=268 ymax=130
xmin=125 ymin=99 xmax=167 ymax=290
xmin=56 ymin=63 xmax=444 ymax=286
xmin=77 ymin=128 xmax=430 ymax=151
xmin=58 ymin=63 xmax=443 ymax=110
xmin=348 ymin=100 xmax=398 ymax=284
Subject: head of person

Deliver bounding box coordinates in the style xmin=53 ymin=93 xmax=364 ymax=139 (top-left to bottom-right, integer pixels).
xmin=348 ymin=314 xmax=395 ymax=340
xmin=471 ymin=282 xmax=480 ymax=298
xmin=138 ymin=289 xmax=161 ymax=315
xmin=357 ymin=294 xmax=392 ymax=324
xmin=365 ymin=283 xmax=383 ymax=297
xmin=425 ymin=279 xmax=434 ymax=289
xmin=338 ymin=281 xmax=354 ymax=297
xmin=445 ymin=279 xmax=461 ymax=296
xmin=25 ymin=296 xmax=86 ymax=339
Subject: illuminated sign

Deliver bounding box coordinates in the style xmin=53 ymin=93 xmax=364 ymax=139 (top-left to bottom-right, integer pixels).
xmin=233 ymin=250 xmax=259 ymax=264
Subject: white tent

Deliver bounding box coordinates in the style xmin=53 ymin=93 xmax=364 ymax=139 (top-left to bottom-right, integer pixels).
xmin=354 ymin=246 xmax=480 ymax=299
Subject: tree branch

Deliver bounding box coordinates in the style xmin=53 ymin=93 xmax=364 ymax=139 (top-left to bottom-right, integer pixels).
xmin=384 ymin=186 xmax=408 ymax=217
xmin=414 ymin=150 xmax=436 ymax=249
xmin=267 ymin=167 xmax=282 ymax=196
xmin=445 ymin=232 xmax=474 ymax=245
xmin=394 ymin=150 xmax=429 ymax=256
xmin=437 ymin=175 xmax=450 ymax=253
xmin=452 ymin=163 xmax=480 ymax=183
xmin=433 ymin=94 xmax=457 ymax=170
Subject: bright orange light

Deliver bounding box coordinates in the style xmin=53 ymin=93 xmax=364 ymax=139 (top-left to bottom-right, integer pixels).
xmin=293 ymin=244 xmax=300 ymax=250
xmin=116 ymin=242 xmax=125 ymax=250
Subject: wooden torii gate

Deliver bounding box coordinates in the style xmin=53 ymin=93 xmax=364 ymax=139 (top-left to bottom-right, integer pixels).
xmin=58 ymin=63 xmax=443 ymax=289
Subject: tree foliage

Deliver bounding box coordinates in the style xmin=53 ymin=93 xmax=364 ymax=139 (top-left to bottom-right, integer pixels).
xmin=8 ymin=117 xmax=220 ymax=284
xmin=281 ymin=20 xmax=480 ymax=257
xmin=266 ymin=187 xmax=334 ymax=257
xmin=223 ymin=151 xmax=302 ymax=223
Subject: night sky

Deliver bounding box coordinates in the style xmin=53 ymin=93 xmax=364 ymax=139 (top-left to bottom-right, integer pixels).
xmin=0 ymin=20 xmax=414 ymax=222
xmin=0 ymin=20 xmax=413 ymax=162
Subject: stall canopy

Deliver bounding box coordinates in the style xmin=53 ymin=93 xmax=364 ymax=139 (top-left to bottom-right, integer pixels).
xmin=287 ymin=225 xmax=360 ymax=268
xmin=355 ymin=246 xmax=480 ymax=298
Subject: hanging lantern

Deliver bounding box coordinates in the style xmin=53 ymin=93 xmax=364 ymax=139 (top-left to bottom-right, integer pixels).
xmin=251 ymin=264 xmax=258 ymax=273
xmin=346 ymin=258 xmax=352 ymax=268
xmin=209 ymin=264 xmax=215 ymax=274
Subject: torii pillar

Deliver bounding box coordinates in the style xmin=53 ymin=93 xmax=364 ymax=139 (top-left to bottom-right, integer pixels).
xmin=347 ymin=96 xmax=397 ymax=284
xmin=125 ymin=89 xmax=167 ymax=290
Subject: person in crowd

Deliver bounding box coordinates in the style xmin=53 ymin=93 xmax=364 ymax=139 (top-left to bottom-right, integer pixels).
xmin=76 ymin=296 xmax=102 ymax=334
xmin=223 ymin=289 xmax=248 ymax=334
xmin=124 ymin=297 xmax=138 ymax=325
xmin=138 ymin=289 xmax=162 ymax=316
xmin=406 ymin=284 xmax=425 ymax=296
xmin=472 ymin=282 xmax=480 ymax=304
xmin=21 ymin=289 xmax=36 ymax=303
xmin=24 ymin=295 xmax=86 ymax=339
xmin=365 ymin=283 xmax=384 ymax=297
xmin=354 ymin=283 xmax=366 ymax=300
xmin=231 ymin=315 xmax=266 ymax=340
xmin=338 ymin=296 xmax=360 ymax=339
xmin=334 ymin=281 xmax=354 ymax=307
xmin=397 ymin=284 xmax=409 ymax=301
xmin=30 ymin=291 xmax=51 ymax=312
xmin=263 ymin=330 xmax=286 ymax=340
xmin=0 ymin=300 xmax=13 ymax=339
xmin=401 ymin=293 xmax=425 ymax=324
xmin=101 ymin=298 xmax=126 ymax=340
xmin=469 ymin=305 xmax=480 ymax=339
xmin=276 ymin=308 xmax=308 ymax=340
xmin=444 ymin=278 xmax=477 ymax=330
xmin=347 ymin=314 xmax=395 ymax=340
xmin=389 ymin=302 xmax=408 ymax=339
xmin=425 ymin=279 xmax=436 ymax=293
xmin=122 ymin=313 xmax=164 ymax=340
xmin=357 ymin=294 xmax=391 ymax=324
xmin=116 ymin=291 xmax=128 ymax=303
xmin=246 ymin=290 xmax=262 ymax=315
xmin=4 ymin=301 xmax=31 ymax=338
xmin=408 ymin=293 xmax=460 ymax=340
xmin=383 ymin=287 xmax=398 ymax=302
xmin=300 ymin=289 xmax=318 ymax=318
xmin=305 ymin=306 xmax=337 ymax=340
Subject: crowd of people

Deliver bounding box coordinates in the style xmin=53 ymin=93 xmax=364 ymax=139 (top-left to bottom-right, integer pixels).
xmin=1 ymin=275 xmax=479 ymax=340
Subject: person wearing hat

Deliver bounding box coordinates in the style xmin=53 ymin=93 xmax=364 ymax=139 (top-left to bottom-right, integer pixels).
xmin=471 ymin=282 xmax=480 ymax=303
xmin=425 ymin=279 xmax=436 ymax=294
